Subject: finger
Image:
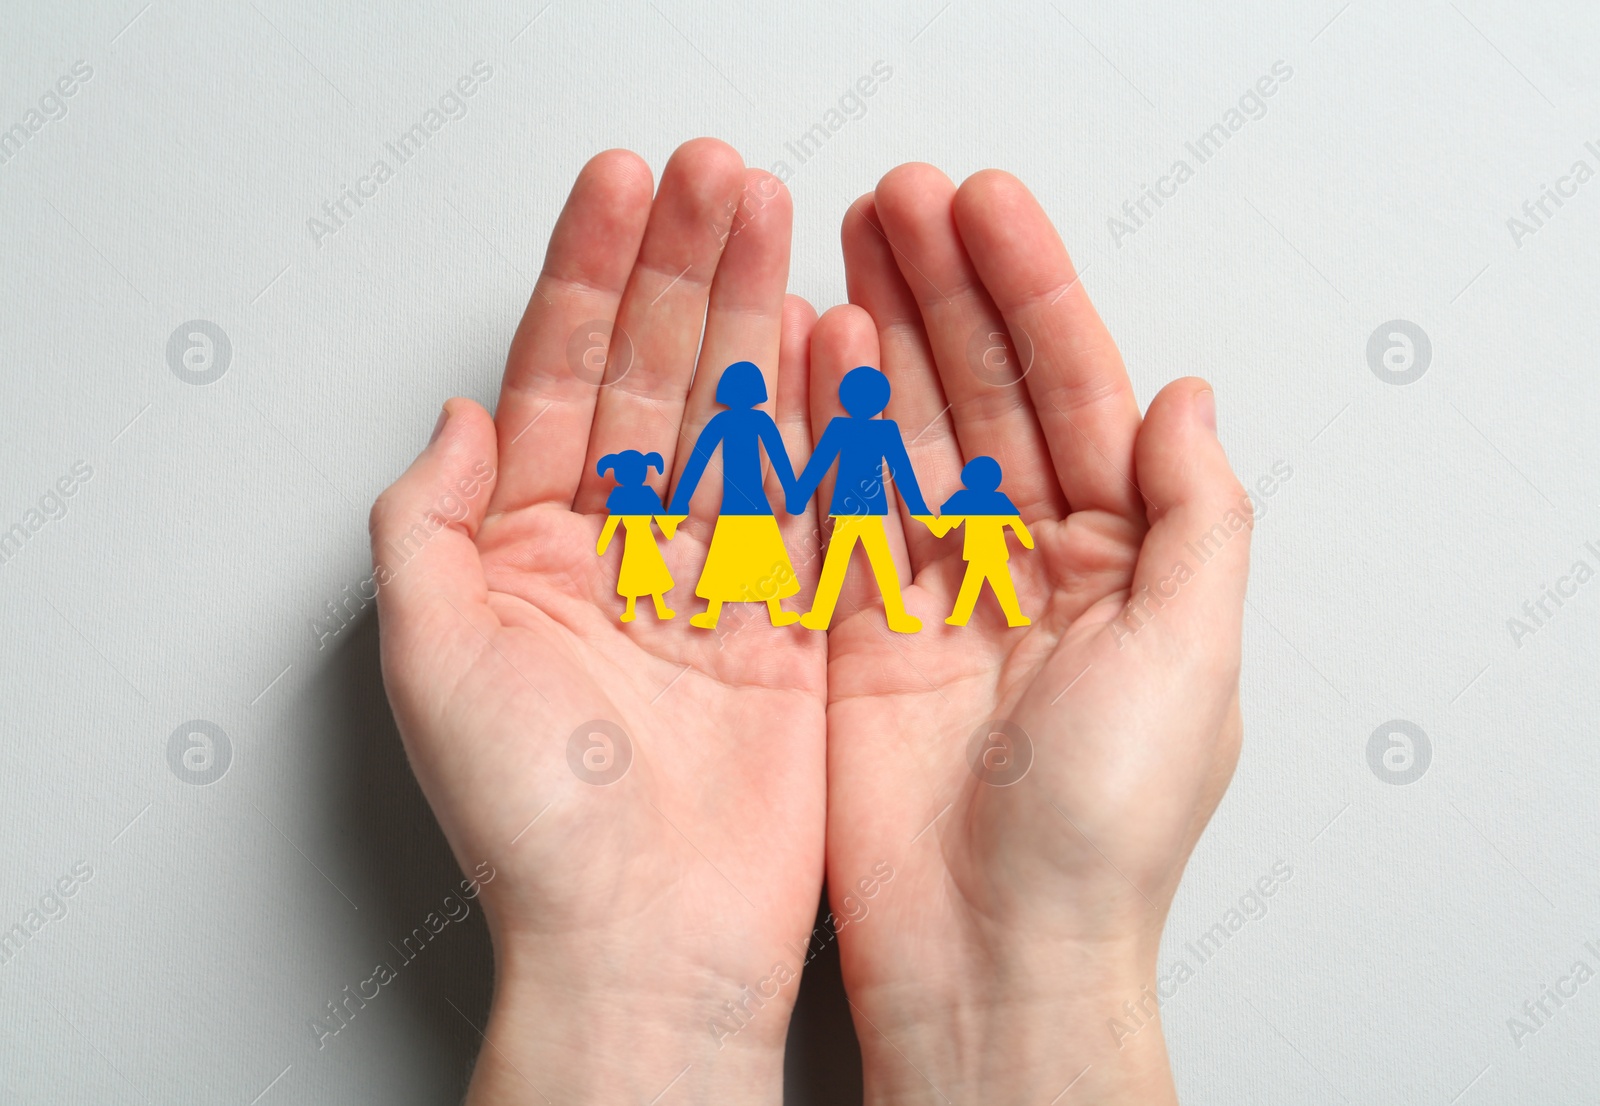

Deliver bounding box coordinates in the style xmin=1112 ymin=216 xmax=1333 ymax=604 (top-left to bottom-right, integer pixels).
xmin=670 ymin=169 xmax=793 ymax=523
xmin=841 ymin=194 xmax=961 ymax=574
xmin=575 ymin=138 xmax=748 ymax=514
xmin=872 ymin=163 xmax=1067 ymax=521
xmin=488 ymin=150 xmax=654 ymax=514
xmin=370 ymin=399 xmax=501 ymax=678
xmin=1117 ymin=380 xmax=1250 ymax=672
xmin=807 ymin=305 xmax=913 ymax=614
xmin=771 ymin=295 xmax=823 ymax=586
xmin=953 ymin=169 xmax=1145 ymax=521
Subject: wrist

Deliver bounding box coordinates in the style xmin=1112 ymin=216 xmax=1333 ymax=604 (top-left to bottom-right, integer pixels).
xmin=464 ymin=933 xmax=792 ymax=1106
xmin=854 ymin=938 xmax=1177 ymax=1106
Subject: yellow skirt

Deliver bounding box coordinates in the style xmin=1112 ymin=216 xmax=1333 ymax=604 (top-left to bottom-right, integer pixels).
xmin=616 ymin=516 xmax=674 ymax=598
xmin=695 ymin=515 xmax=800 ymax=602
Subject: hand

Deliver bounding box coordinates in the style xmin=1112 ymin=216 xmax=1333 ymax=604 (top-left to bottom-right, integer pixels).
xmin=812 ymin=165 xmax=1250 ymax=1104
xmin=655 ymin=513 xmax=687 ymax=540
xmin=370 ymin=140 xmax=826 ymax=1105
xmin=910 ymin=513 xmax=951 ymax=538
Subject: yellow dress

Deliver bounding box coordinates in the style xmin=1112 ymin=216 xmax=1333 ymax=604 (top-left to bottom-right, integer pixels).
xmin=615 ymin=516 xmax=674 ymax=598
xmin=694 ymin=515 xmax=800 ymax=602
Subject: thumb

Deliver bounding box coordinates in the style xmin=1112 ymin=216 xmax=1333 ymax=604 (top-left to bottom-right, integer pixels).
xmin=369 ymin=398 xmax=500 ymax=653
xmin=1114 ymin=379 xmax=1251 ymax=666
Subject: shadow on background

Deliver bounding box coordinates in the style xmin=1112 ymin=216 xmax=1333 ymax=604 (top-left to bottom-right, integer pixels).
xmin=313 ymin=612 xmax=494 ymax=1100
xmin=784 ymin=890 xmax=864 ymax=1105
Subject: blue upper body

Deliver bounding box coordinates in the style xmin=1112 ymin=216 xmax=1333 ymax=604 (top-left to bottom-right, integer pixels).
xmin=668 ymin=408 xmax=795 ymax=516
xmin=789 ymin=416 xmax=930 ymax=517
xmin=606 ymin=484 xmax=665 ymax=514
xmin=939 ymin=487 xmax=1017 ymax=515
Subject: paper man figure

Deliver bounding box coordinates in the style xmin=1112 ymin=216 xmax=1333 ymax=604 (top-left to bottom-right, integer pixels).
xmin=926 ymin=456 xmax=1033 ymax=627
xmin=595 ymin=450 xmax=677 ymax=623
xmin=668 ymin=361 xmax=802 ymax=630
xmin=788 ymin=366 xmax=932 ymax=633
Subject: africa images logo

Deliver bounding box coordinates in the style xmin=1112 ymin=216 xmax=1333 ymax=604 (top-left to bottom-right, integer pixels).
xmin=0 ymin=461 xmax=93 ymax=569
xmin=1107 ymin=60 xmax=1294 ymax=247
xmin=0 ymin=60 xmax=93 ymax=170
xmin=305 ymin=61 xmax=494 ymax=247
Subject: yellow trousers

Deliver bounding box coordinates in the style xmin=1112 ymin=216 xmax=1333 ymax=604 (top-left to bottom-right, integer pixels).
xmin=803 ymin=515 xmax=917 ymax=631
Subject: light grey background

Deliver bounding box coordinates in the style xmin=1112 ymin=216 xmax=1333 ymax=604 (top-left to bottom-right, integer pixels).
xmin=3 ymin=1 xmax=1597 ymax=1102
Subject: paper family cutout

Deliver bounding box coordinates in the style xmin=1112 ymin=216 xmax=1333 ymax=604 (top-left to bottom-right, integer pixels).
xmin=596 ymin=361 xmax=1033 ymax=634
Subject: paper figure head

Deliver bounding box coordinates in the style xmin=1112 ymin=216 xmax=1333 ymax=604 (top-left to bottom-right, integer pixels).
xmin=839 ymin=366 xmax=891 ymax=418
xmin=960 ymin=456 xmax=1003 ymax=493
xmin=596 ymin=449 xmax=665 ymax=487
xmin=715 ymin=361 xmax=768 ymax=408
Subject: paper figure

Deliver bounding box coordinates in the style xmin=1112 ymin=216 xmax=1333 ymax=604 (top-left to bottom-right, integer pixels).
xmin=595 ymin=450 xmax=677 ymax=623
xmin=788 ymin=366 xmax=931 ymax=633
xmin=926 ymin=456 xmax=1032 ymax=627
xmin=668 ymin=361 xmax=802 ymax=629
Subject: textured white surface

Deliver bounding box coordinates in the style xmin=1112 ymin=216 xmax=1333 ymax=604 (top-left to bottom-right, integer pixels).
xmin=2 ymin=1 xmax=1597 ymax=1103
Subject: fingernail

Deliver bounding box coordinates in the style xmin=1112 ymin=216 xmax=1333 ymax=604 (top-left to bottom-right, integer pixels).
xmin=1196 ymin=389 xmax=1216 ymax=433
xmin=429 ymin=405 xmax=449 ymax=445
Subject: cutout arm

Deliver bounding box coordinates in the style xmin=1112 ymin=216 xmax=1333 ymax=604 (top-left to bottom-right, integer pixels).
xmin=882 ymin=430 xmax=930 ymax=516
xmin=1007 ymin=516 xmax=1035 ymax=549
xmin=757 ymin=416 xmax=798 ymax=506
xmin=668 ymin=415 xmax=722 ymax=514
xmin=788 ymin=421 xmax=842 ymax=514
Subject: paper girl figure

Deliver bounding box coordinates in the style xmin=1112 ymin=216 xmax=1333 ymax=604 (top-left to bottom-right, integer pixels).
xmin=926 ymin=456 xmax=1033 ymax=627
xmin=667 ymin=361 xmax=802 ymax=630
xmin=595 ymin=450 xmax=677 ymax=623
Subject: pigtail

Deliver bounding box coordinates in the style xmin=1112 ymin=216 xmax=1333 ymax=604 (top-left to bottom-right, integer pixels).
xmin=644 ymin=451 xmax=664 ymax=474
xmin=596 ymin=453 xmax=619 ymax=478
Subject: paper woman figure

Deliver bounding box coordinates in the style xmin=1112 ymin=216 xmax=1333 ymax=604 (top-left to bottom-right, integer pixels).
xmin=667 ymin=361 xmax=802 ymax=630
xmin=787 ymin=366 xmax=932 ymax=633
xmin=926 ymin=456 xmax=1033 ymax=627
xmin=595 ymin=450 xmax=677 ymax=623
